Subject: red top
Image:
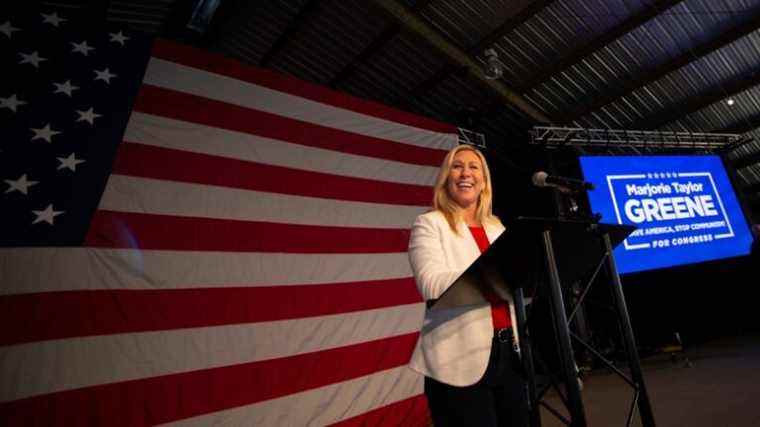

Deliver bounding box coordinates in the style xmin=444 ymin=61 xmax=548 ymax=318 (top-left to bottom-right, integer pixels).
xmin=468 ymin=226 xmax=511 ymax=329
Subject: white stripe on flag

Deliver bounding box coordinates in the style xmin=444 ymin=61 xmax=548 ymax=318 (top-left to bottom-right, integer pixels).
xmin=144 ymin=58 xmax=456 ymax=150
xmin=101 ymin=175 xmax=427 ymax=228
xmin=0 ymin=248 xmax=411 ymax=295
xmin=159 ymin=366 xmax=423 ymax=427
xmin=0 ymin=303 xmax=423 ymax=402
xmin=124 ymin=112 xmax=440 ymax=186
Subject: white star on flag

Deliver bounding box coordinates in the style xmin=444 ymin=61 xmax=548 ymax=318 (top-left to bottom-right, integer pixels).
xmin=41 ymin=12 xmax=66 ymax=27
xmin=53 ymin=80 xmax=79 ymax=97
xmin=0 ymin=94 xmax=27 ymax=112
xmin=19 ymin=51 xmax=47 ymax=68
xmin=4 ymin=174 xmax=38 ymax=195
xmin=57 ymin=153 xmax=86 ymax=171
xmin=32 ymin=204 xmax=65 ymax=225
xmin=109 ymin=31 xmax=130 ymax=46
xmin=76 ymin=107 xmax=101 ymax=125
xmin=71 ymin=41 xmax=95 ymax=56
xmin=0 ymin=21 xmax=20 ymax=38
xmin=30 ymin=124 xmax=62 ymax=143
xmin=94 ymin=68 xmax=117 ymax=84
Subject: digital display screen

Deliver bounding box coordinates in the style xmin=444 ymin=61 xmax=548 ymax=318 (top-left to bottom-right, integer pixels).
xmin=579 ymin=155 xmax=753 ymax=274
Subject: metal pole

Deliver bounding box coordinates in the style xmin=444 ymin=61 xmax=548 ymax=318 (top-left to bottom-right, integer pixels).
xmin=602 ymin=233 xmax=656 ymax=427
xmin=570 ymin=281 xmax=593 ymax=368
xmin=514 ymin=288 xmax=540 ymax=426
xmin=542 ymin=230 xmax=586 ymax=426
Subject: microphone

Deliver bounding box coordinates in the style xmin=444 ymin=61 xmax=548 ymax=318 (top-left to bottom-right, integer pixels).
xmin=531 ymin=171 xmax=594 ymax=191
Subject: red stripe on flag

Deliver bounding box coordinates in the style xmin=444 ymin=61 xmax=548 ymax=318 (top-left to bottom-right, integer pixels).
xmin=113 ymin=142 xmax=433 ymax=206
xmin=328 ymin=395 xmax=431 ymax=427
xmin=0 ymin=278 xmax=421 ymax=346
xmin=134 ymin=85 xmax=447 ymax=168
xmin=150 ymin=39 xmax=458 ymax=135
xmin=85 ymin=210 xmax=410 ymax=253
xmin=0 ymin=333 xmax=419 ymax=426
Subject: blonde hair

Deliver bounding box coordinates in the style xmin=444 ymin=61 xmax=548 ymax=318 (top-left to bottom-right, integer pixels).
xmin=433 ymin=145 xmax=500 ymax=233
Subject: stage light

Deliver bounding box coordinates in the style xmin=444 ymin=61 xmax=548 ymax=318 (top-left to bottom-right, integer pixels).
xmin=727 ymin=99 xmax=735 ymax=106
xmin=483 ymin=49 xmax=503 ymax=80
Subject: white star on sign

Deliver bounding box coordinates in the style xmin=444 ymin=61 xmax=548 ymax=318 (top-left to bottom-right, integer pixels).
xmin=19 ymin=51 xmax=47 ymax=68
xmin=57 ymin=153 xmax=86 ymax=171
xmin=71 ymin=40 xmax=95 ymax=56
xmin=32 ymin=204 xmax=64 ymax=225
xmin=0 ymin=21 xmax=20 ymax=38
xmin=30 ymin=124 xmax=61 ymax=143
xmin=53 ymin=80 xmax=79 ymax=97
xmin=109 ymin=31 xmax=129 ymax=46
xmin=0 ymin=94 xmax=27 ymax=112
xmin=94 ymin=68 xmax=116 ymax=84
xmin=41 ymin=12 xmax=66 ymax=27
xmin=4 ymin=174 xmax=38 ymax=195
xmin=76 ymin=107 xmax=101 ymax=125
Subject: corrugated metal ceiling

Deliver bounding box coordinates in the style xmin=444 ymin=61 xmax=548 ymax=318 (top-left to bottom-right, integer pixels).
xmin=37 ymin=0 xmax=760 ymax=217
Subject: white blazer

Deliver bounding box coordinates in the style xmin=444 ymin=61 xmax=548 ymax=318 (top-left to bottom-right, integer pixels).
xmin=407 ymin=210 xmax=518 ymax=386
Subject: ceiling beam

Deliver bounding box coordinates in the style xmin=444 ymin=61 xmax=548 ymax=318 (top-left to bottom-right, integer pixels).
xmin=395 ymin=66 xmax=468 ymax=119
xmin=520 ymin=0 xmax=684 ymax=93
xmin=328 ymin=24 xmax=400 ymax=88
xmin=367 ymin=0 xmax=551 ymax=123
xmin=328 ymin=0 xmax=436 ymax=88
xmin=405 ymin=0 xmax=553 ymax=102
xmin=259 ymin=0 xmax=322 ymax=67
xmin=564 ymin=5 xmax=760 ymax=122
xmin=469 ymin=0 xmax=556 ymax=55
xmin=406 ymin=64 xmax=469 ymax=100
xmin=631 ymin=70 xmax=760 ymax=130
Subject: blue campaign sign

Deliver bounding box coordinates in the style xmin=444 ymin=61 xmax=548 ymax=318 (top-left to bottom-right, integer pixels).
xmin=579 ymin=155 xmax=753 ymax=274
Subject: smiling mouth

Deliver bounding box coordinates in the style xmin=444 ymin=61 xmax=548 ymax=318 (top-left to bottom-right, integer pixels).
xmin=456 ymin=182 xmax=474 ymax=189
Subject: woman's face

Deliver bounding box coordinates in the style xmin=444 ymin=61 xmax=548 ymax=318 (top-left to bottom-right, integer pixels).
xmin=446 ymin=150 xmax=484 ymax=209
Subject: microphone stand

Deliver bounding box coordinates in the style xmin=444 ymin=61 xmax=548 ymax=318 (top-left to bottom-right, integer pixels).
xmin=538 ymin=186 xmax=656 ymax=427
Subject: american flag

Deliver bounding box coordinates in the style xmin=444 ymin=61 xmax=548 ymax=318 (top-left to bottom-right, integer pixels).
xmin=0 ymin=7 xmax=457 ymax=426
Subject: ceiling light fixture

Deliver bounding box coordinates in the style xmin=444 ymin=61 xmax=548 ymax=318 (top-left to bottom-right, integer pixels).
xmin=483 ymin=48 xmax=503 ymax=80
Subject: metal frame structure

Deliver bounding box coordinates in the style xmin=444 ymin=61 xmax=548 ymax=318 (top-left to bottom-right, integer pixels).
xmin=530 ymin=126 xmax=747 ymax=151
xmin=457 ymin=127 xmax=487 ymax=148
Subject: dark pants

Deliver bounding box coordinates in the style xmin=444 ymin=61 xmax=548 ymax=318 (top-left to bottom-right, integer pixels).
xmin=425 ymin=336 xmax=529 ymax=427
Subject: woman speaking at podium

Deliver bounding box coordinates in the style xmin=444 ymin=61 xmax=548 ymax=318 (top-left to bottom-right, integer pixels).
xmin=408 ymin=145 xmax=528 ymax=426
